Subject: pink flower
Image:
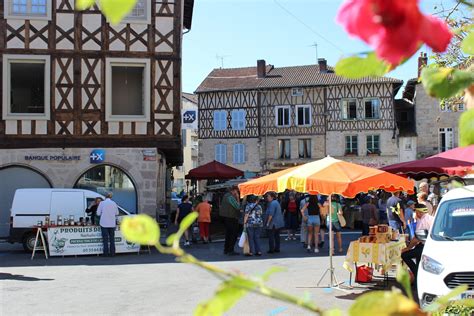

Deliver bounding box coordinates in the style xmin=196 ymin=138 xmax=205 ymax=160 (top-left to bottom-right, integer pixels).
xmin=336 ymin=0 xmax=452 ymax=65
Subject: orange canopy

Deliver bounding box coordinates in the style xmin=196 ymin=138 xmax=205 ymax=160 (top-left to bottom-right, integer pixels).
xmin=239 ymin=156 xmax=415 ymax=198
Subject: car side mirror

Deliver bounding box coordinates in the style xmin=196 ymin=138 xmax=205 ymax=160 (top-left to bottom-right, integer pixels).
xmin=415 ymin=229 xmax=428 ymax=241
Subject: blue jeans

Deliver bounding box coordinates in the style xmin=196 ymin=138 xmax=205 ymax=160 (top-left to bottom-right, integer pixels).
xmin=246 ymin=226 xmax=262 ymax=254
xmin=267 ymin=227 xmax=281 ymax=252
xmin=389 ymin=220 xmax=403 ymax=234
xmin=101 ymin=227 xmax=116 ymax=256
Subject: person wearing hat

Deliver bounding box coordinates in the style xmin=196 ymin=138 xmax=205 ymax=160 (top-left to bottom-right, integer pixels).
xmin=404 ymin=200 xmax=416 ymax=239
xmin=401 ymin=203 xmax=434 ymax=281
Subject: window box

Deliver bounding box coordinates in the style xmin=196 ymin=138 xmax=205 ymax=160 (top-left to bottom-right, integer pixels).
xmin=344 ymin=151 xmax=358 ymax=156
xmin=366 ymin=151 xmax=381 ymax=156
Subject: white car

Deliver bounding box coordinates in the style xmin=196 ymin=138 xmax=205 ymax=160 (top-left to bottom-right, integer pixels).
xmin=417 ymin=185 xmax=474 ymax=307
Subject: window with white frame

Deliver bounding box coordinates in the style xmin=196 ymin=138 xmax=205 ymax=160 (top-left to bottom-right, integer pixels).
xmin=298 ymin=139 xmax=311 ymax=158
xmin=5 ymin=0 xmax=51 ymax=19
xmin=276 ymin=106 xmax=290 ymax=127
xmin=364 ymin=98 xmax=381 ymax=119
xmin=292 ymin=88 xmax=303 ymax=97
xmin=345 ymin=135 xmax=358 ymax=155
xmin=3 ymin=54 xmax=50 ymax=120
xmin=106 ymin=58 xmax=150 ymax=122
xmin=341 ymin=99 xmax=357 ymax=120
xmin=233 ymin=144 xmax=245 ymax=164
xmin=231 ymin=109 xmax=246 ymax=130
xmin=122 ymin=0 xmax=151 ymax=24
xmin=213 ymin=110 xmax=227 ymax=131
xmin=296 ymin=105 xmax=311 ymax=126
xmin=278 ymin=139 xmax=291 ymax=159
xmin=215 ymin=144 xmax=227 ymax=163
xmin=439 ymin=128 xmax=454 ymax=152
xmin=366 ymin=135 xmax=380 ymax=154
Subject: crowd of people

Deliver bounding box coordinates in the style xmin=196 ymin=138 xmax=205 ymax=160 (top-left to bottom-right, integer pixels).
xmin=173 ymin=181 xmax=438 ymax=281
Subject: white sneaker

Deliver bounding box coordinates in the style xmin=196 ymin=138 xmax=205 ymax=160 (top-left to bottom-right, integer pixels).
xmin=314 ymin=248 xmax=319 ymax=253
xmin=184 ymin=241 xmax=190 ymax=246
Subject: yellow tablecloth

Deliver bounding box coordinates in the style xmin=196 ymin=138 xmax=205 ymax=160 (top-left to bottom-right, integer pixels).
xmin=343 ymin=240 xmax=405 ymax=272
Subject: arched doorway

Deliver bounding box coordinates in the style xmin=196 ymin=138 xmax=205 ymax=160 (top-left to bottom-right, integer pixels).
xmin=0 ymin=166 xmax=52 ymax=238
xmin=74 ymin=164 xmax=138 ymax=213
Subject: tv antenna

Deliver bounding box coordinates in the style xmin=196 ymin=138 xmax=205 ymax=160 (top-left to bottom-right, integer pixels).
xmin=216 ymin=54 xmax=230 ymax=68
xmin=309 ymin=42 xmax=318 ymax=63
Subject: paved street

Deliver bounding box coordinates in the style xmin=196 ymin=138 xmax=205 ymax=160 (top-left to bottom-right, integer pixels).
xmin=0 ymin=231 xmax=397 ymax=315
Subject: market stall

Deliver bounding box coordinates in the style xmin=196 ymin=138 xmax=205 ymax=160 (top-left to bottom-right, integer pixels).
xmin=31 ymin=216 xmax=140 ymax=258
xmin=239 ymin=156 xmax=415 ymax=288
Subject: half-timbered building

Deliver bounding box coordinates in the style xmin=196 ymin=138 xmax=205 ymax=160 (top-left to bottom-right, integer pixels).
xmin=0 ymin=0 xmax=194 ymax=237
xmin=196 ymin=59 xmax=402 ymax=175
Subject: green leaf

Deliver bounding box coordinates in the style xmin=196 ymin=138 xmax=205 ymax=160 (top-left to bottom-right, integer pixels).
xmin=120 ymin=214 xmax=160 ymax=245
xmin=421 ymin=68 xmax=474 ymax=99
xmin=349 ymin=291 xmax=422 ymax=316
xmin=194 ymin=281 xmax=249 ymax=316
xmin=261 ymin=266 xmax=287 ymax=281
xmin=76 ymin=0 xmax=96 ymax=10
xmin=461 ymin=31 xmax=474 ymax=55
xmin=396 ymin=265 xmax=413 ymax=300
xmin=179 ymin=212 xmax=198 ymax=232
xmin=424 ymin=285 xmax=469 ymax=312
xmin=99 ymin=0 xmax=138 ymax=25
xmin=335 ymin=53 xmax=390 ymax=79
xmin=459 ymin=109 xmax=474 ymax=146
xmin=166 ymin=233 xmax=177 ymax=246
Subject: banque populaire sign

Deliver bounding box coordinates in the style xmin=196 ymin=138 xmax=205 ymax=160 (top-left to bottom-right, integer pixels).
xmin=47 ymin=226 xmax=140 ymax=256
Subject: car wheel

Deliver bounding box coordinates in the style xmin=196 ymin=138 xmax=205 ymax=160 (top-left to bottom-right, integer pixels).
xmin=22 ymin=233 xmax=37 ymax=253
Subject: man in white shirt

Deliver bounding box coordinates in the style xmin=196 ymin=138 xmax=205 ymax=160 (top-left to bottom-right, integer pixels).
xmin=401 ymin=203 xmax=434 ymax=280
xmin=97 ymin=192 xmax=119 ymax=256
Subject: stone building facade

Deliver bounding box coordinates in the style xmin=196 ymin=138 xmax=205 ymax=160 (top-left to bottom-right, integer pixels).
xmin=196 ymin=59 xmax=402 ymax=175
xmin=0 ymin=0 xmax=194 ymax=238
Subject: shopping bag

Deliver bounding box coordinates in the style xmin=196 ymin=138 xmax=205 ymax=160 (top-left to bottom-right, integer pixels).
xmin=337 ymin=213 xmax=347 ymax=227
xmin=355 ymin=265 xmax=374 ymax=283
xmin=243 ymin=236 xmax=250 ymax=254
xmin=238 ymin=231 xmax=247 ymax=248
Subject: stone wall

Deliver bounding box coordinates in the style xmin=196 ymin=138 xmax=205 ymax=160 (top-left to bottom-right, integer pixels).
xmin=326 ymin=130 xmax=398 ymax=167
xmin=415 ymin=85 xmax=462 ymax=157
xmin=0 ymin=147 xmax=165 ymax=216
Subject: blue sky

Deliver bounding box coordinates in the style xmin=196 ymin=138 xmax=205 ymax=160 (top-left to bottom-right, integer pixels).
xmin=182 ymin=0 xmax=449 ymax=94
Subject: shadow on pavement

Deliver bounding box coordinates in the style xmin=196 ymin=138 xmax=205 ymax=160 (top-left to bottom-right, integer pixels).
xmin=0 ymin=272 xmax=54 ymax=281
xmin=0 ymin=232 xmax=361 ymax=268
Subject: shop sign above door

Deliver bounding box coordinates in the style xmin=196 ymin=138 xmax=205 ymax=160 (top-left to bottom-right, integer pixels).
xmin=24 ymin=155 xmax=81 ymax=161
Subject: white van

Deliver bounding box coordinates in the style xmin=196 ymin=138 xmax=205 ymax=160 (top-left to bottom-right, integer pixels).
xmin=417 ymin=185 xmax=474 ymax=306
xmin=9 ymin=188 xmax=132 ymax=252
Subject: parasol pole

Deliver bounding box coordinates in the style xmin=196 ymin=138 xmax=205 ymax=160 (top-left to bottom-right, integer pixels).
xmin=317 ymin=194 xmax=342 ymax=288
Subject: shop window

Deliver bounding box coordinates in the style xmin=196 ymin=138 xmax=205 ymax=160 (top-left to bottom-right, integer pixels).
xmin=364 ymin=98 xmax=381 ymax=119
xmin=278 ymin=139 xmax=291 ymax=159
xmin=215 ymin=144 xmax=227 ymax=163
xmin=106 ymin=58 xmax=150 ymax=122
xmin=345 ymin=135 xmax=358 ymax=155
xmin=231 ymin=109 xmax=246 ymax=130
xmin=439 ymin=128 xmax=454 ymax=152
xmin=3 ymin=54 xmax=50 ymax=120
xmin=5 ymin=0 xmax=51 ymax=20
xmin=213 ymin=110 xmax=227 ymax=131
xmin=275 ymin=106 xmax=290 ymax=127
xmin=233 ymin=143 xmax=245 ymax=164
xmin=296 ymin=105 xmax=311 ymax=126
xmin=74 ymin=165 xmax=137 ymax=213
xmin=367 ymin=135 xmax=380 ymax=155
xmin=298 ymin=139 xmax=311 ymax=158
xmin=341 ymin=99 xmax=357 ymax=120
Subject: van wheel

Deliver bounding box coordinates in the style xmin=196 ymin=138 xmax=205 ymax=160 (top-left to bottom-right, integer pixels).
xmin=22 ymin=233 xmax=37 ymax=253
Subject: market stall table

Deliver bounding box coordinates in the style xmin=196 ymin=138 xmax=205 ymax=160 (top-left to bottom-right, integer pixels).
xmin=343 ymin=239 xmax=406 ymax=287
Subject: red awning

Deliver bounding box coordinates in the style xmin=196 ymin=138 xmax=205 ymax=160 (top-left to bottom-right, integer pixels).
xmin=381 ymin=145 xmax=474 ymax=179
xmin=185 ymin=160 xmax=244 ymax=180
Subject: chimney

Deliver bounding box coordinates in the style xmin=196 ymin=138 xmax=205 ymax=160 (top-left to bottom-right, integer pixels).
xmin=417 ymin=52 xmax=428 ymax=78
xmin=257 ymin=59 xmax=266 ymax=78
xmin=318 ymin=58 xmax=327 ymax=73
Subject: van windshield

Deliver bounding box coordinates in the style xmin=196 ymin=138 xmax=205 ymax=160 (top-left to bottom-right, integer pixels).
xmin=432 ymin=197 xmax=474 ymax=241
